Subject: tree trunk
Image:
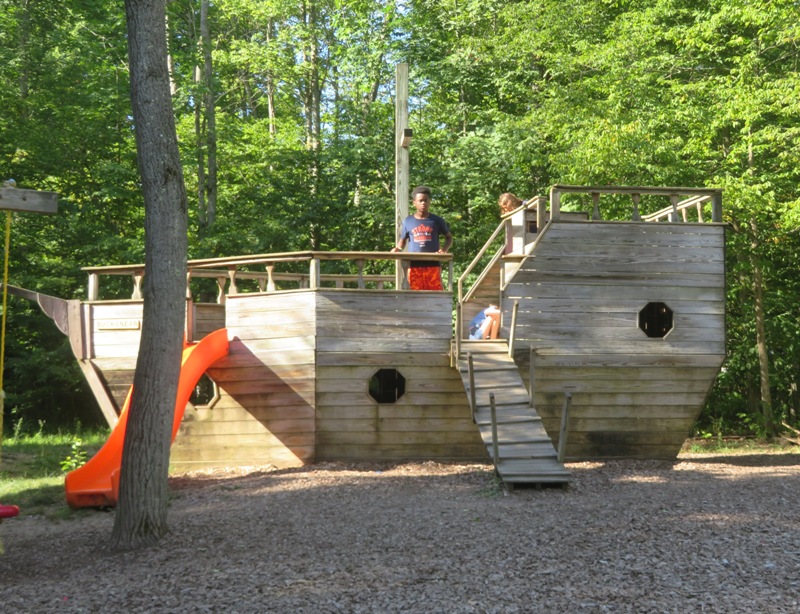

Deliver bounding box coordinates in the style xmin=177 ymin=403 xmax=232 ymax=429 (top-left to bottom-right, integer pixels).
xmin=751 ymin=219 xmax=776 ymax=437
xmin=17 ymin=0 xmax=31 ymax=102
xmin=266 ymin=19 xmax=276 ymax=136
xmin=201 ymin=0 xmax=217 ymax=227
xmin=111 ymin=0 xmax=189 ymax=550
xmin=302 ymin=0 xmax=322 ymax=249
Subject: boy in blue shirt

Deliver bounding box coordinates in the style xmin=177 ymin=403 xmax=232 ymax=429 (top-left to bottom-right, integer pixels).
xmin=391 ymin=186 xmax=453 ymax=290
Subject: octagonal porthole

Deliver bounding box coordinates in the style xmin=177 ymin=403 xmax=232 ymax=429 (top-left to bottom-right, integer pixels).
xmin=190 ymin=373 xmax=220 ymax=408
xmin=638 ymin=302 xmax=674 ymax=338
xmin=369 ymin=368 xmax=406 ymax=403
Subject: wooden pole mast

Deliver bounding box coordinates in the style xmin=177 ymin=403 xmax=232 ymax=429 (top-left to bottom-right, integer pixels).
xmin=395 ymin=63 xmax=410 ymax=289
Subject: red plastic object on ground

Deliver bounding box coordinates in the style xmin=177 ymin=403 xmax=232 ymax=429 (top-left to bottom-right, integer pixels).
xmin=64 ymin=328 xmax=229 ymax=509
xmin=0 ymin=505 xmax=19 ymax=519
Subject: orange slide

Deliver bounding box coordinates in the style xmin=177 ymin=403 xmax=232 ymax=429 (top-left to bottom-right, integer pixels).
xmin=65 ymin=328 xmax=229 ymax=509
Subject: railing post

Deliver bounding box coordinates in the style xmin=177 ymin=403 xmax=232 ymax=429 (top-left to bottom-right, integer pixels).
xmin=631 ymin=193 xmax=641 ymax=221
xmin=529 ymin=347 xmax=535 ymax=407
xmin=310 ymin=257 xmax=320 ymax=289
xmin=131 ymin=270 xmax=143 ymax=300
xmin=447 ymin=259 xmax=453 ymax=292
xmin=490 ymin=392 xmax=499 ymax=468
xmin=455 ymin=301 xmax=462 ymax=361
xmin=468 ymin=352 xmax=476 ymax=422
xmin=536 ymin=196 xmax=547 ymax=232
xmin=227 ymin=266 xmax=239 ymax=295
xmin=265 ymin=263 xmax=276 ymax=291
xmin=215 ymin=276 xmax=227 ymax=304
xmin=185 ymin=296 xmax=194 ymax=343
xmin=550 ymin=188 xmax=561 ymax=221
xmin=591 ymin=192 xmax=601 ymax=220
xmin=357 ymin=259 xmax=365 ymax=289
xmin=87 ymin=273 xmax=99 ymax=301
xmin=557 ymin=391 xmax=572 ymax=463
xmin=712 ymin=192 xmax=722 ymax=223
xmin=669 ymin=194 xmax=680 ymax=222
xmin=508 ymin=299 xmax=519 ymax=358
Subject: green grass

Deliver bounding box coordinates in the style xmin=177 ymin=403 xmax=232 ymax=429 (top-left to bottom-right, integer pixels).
xmin=681 ymin=437 xmax=800 ymax=456
xmin=0 ymin=429 xmax=109 ymax=519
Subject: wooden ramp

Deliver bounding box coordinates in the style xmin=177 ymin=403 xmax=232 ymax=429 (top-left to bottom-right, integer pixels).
xmin=456 ymin=340 xmax=571 ymax=486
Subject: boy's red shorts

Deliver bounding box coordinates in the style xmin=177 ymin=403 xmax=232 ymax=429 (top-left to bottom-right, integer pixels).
xmin=408 ymin=266 xmax=443 ymax=291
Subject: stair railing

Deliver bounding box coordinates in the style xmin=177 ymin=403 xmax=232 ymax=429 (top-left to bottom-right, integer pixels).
xmin=489 ymin=392 xmax=499 ymax=468
xmin=529 ymin=347 xmax=536 ymax=407
xmin=454 ymin=198 xmax=549 ymax=362
xmin=508 ymin=299 xmax=519 ymax=358
xmin=467 ymin=352 xmax=477 ymax=422
xmin=557 ymin=391 xmax=572 ymax=463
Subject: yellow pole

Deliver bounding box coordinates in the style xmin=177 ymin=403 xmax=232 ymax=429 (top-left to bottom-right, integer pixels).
xmin=0 ymin=210 xmax=11 ymax=461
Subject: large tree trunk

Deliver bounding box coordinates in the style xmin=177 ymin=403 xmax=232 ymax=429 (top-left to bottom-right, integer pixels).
xmin=111 ymin=0 xmax=189 ymax=550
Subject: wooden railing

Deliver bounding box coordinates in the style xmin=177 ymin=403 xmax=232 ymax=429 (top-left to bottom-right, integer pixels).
xmin=82 ymin=251 xmax=454 ymax=302
xmin=549 ymin=184 xmax=723 ymax=223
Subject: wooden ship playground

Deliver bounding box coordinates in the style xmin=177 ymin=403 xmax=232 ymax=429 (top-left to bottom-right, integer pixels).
xmin=4 ymin=183 xmax=727 ymax=508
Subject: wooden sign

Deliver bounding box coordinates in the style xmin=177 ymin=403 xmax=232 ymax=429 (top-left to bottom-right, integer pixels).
xmin=0 ymin=187 xmax=58 ymax=214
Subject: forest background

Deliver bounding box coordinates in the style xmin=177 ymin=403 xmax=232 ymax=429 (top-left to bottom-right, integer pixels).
xmin=0 ymin=0 xmax=798 ymax=439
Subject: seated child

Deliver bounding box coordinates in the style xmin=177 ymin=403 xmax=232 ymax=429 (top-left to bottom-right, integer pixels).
xmin=468 ymin=305 xmax=501 ymax=340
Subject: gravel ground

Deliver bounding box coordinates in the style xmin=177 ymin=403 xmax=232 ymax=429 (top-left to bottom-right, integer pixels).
xmin=1 ymin=453 xmax=799 ymax=613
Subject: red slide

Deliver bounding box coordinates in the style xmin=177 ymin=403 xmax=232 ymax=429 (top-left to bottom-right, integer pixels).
xmin=65 ymin=328 xmax=229 ymax=509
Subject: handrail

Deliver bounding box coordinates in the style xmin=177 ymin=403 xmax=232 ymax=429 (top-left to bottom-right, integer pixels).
xmin=641 ymin=194 xmax=714 ymax=223
xmin=82 ymin=250 xmax=454 ymax=301
xmin=454 ymin=198 xmax=548 ymax=359
xmin=550 ymin=184 xmax=723 ymax=223
xmin=456 ymin=220 xmax=508 ymax=304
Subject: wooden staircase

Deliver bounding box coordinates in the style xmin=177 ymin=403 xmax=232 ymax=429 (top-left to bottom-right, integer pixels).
xmin=456 ymin=340 xmax=571 ymax=487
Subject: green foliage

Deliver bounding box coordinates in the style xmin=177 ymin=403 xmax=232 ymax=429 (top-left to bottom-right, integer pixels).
xmin=59 ymin=438 xmax=88 ymax=472
xmin=0 ymin=428 xmax=108 ymax=517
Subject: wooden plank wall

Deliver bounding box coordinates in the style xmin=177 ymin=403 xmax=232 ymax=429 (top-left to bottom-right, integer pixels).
xmin=85 ymin=289 xmax=484 ymax=470
xmin=315 ymin=290 xmax=485 ymax=461
xmin=504 ymin=221 xmax=726 ymax=459
xmin=86 ymin=302 xmax=142 ymax=410
xmin=171 ymin=292 xmax=316 ymax=469
xmin=192 ymin=303 xmax=226 ymax=340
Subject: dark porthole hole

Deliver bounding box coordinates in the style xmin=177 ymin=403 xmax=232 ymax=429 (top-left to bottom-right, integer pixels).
xmin=190 ymin=373 xmax=218 ymax=406
xmin=638 ymin=302 xmax=674 ymax=338
xmin=369 ymin=368 xmax=406 ymax=404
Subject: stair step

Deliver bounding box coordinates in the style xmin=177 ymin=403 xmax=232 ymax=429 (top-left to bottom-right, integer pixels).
xmin=497 ymin=459 xmax=571 ymax=478
xmin=474 ymin=414 xmax=542 ymax=427
xmin=489 ymin=442 xmax=559 ymax=457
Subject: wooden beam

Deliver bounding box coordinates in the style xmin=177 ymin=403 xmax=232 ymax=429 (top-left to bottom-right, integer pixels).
xmin=0 ymin=187 xmax=58 ymax=214
xmin=395 ymin=62 xmax=410 ymax=289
